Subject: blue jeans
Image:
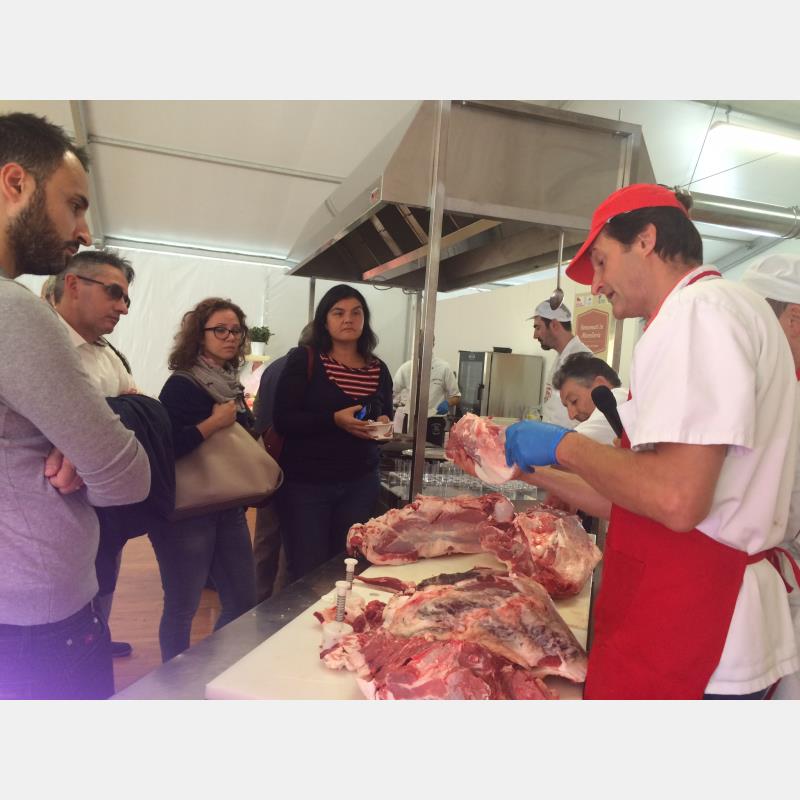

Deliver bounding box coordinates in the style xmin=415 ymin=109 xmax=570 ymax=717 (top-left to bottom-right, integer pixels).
xmin=148 ymin=507 xmax=256 ymax=662
xmin=276 ymin=470 xmax=380 ymax=581
xmin=0 ymin=603 xmax=113 ymax=699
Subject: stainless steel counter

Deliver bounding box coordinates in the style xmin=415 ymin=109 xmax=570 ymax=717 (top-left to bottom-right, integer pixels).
xmin=113 ymin=489 xmax=601 ymax=699
xmin=112 ymin=555 xmax=361 ymax=700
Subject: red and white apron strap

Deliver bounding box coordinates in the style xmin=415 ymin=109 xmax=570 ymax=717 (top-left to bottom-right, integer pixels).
xmin=747 ymin=546 xmax=800 ymax=594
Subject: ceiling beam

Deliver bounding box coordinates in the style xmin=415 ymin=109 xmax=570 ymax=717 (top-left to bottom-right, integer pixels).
xmin=89 ymin=135 xmax=345 ymax=185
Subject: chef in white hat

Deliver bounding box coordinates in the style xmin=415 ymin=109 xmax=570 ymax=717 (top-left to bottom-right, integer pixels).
xmin=742 ymin=255 xmax=800 ymax=377
xmin=741 ymin=253 xmax=800 ymax=700
xmin=528 ymin=300 xmax=591 ymax=428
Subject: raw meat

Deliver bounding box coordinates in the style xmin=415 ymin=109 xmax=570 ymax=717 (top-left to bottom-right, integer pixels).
xmin=347 ymin=492 xmax=514 ymax=565
xmin=480 ymin=505 xmax=602 ymax=598
xmin=322 ymin=630 xmax=557 ymax=700
xmin=446 ymin=413 xmax=516 ymax=484
xmin=379 ymin=568 xmax=587 ymax=682
xmin=313 ymin=596 xmax=386 ymax=633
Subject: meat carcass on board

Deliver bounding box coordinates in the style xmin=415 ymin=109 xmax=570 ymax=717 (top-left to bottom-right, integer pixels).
xmin=322 ymin=630 xmax=557 ymax=700
xmin=446 ymin=413 xmax=516 ymax=484
xmin=480 ymin=505 xmax=603 ymax=598
xmin=347 ymin=492 xmax=514 ymax=565
xmin=321 ymin=567 xmax=587 ymax=699
xmin=380 ymin=568 xmax=587 ymax=683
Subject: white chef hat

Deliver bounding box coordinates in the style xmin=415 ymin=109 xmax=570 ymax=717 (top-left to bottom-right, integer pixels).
xmin=526 ymin=299 xmax=572 ymax=322
xmin=741 ymin=255 xmax=800 ymax=304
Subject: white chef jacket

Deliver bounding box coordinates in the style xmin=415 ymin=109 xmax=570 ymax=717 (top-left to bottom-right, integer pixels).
xmin=393 ymin=357 xmax=461 ymax=417
xmin=59 ymin=315 xmax=136 ymax=397
xmin=616 ymin=266 xmax=800 ymax=695
xmin=541 ymin=336 xmax=592 ymax=428
xmin=574 ymin=386 xmax=629 ymax=446
xmin=772 ymin=380 xmax=800 ymax=699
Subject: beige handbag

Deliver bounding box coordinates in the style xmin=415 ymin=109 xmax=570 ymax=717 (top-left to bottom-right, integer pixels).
xmin=170 ymin=422 xmax=283 ymax=521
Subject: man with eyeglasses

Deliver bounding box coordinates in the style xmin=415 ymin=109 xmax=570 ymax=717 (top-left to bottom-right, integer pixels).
xmin=53 ymin=248 xmax=137 ymax=658
xmin=0 ymin=112 xmax=150 ymax=699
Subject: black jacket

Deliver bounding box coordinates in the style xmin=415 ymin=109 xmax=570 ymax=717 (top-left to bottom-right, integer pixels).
xmin=273 ymin=347 xmax=393 ymax=483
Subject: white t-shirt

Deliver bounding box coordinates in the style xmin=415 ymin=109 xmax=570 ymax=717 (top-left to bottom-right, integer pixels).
xmin=575 ymin=386 xmax=629 ymax=446
xmin=616 ymin=266 xmax=800 ymax=695
xmin=393 ymin=357 xmax=461 ymax=417
xmin=59 ymin=315 xmax=136 ymax=397
xmin=541 ymin=335 xmax=592 ymax=428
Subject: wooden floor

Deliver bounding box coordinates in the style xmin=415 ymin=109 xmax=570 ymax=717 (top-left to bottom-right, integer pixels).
xmin=108 ymin=509 xmax=256 ymax=694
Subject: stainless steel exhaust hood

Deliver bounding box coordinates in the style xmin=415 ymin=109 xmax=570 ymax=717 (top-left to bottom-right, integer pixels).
xmin=288 ymin=101 xmax=657 ymax=291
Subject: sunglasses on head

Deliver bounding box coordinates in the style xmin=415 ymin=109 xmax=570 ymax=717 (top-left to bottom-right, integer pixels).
xmin=76 ymin=275 xmax=131 ymax=308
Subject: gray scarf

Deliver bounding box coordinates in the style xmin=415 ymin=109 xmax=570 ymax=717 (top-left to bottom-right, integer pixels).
xmin=179 ymin=356 xmax=248 ymax=413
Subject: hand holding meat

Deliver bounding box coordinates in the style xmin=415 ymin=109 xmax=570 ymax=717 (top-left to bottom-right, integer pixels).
xmin=334 ymin=404 xmax=376 ymax=440
xmin=504 ymin=420 xmax=572 ymax=471
xmin=446 ymin=413 xmax=516 ymax=483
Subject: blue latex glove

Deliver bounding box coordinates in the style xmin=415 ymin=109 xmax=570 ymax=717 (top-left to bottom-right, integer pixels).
xmin=504 ymin=420 xmax=572 ymax=470
xmin=435 ymin=400 xmax=450 ymax=415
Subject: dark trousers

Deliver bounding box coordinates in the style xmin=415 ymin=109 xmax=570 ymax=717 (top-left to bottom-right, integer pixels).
xmin=0 ymin=603 xmax=113 ymax=700
xmin=148 ymin=506 xmax=257 ymax=662
xmin=276 ymin=470 xmax=380 ymax=581
xmin=253 ymin=500 xmax=289 ymax=603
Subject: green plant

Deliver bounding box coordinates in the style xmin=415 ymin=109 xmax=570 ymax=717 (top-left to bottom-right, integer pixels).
xmin=249 ymin=325 xmax=271 ymax=343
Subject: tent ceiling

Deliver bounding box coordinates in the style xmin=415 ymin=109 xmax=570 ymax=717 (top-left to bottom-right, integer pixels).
xmin=1 ymin=99 xmax=799 ymax=277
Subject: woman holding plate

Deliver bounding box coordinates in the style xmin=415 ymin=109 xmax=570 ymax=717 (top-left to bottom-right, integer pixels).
xmin=273 ymin=284 xmax=393 ymax=580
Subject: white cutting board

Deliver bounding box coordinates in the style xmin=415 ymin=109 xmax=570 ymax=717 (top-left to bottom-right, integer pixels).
xmin=205 ymin=553 xmax=590 ymax=700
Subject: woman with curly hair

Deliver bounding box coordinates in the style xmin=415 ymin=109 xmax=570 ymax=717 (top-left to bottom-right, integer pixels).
xmin=148 ymin=297 xmax=257 ymax=662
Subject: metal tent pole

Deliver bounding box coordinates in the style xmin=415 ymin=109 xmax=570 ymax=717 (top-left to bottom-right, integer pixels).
xmin=408 ymin=100 xmax=451 ymax=501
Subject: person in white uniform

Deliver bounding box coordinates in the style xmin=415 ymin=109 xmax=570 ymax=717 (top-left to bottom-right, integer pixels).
xmin=741 ymin=254 xmax=800 ymax=700
xmin=505 ymin=184 xmax=799 ymax=699
xmin=552 ymin=353 xmax=627 ymax=446
xmin=393 ymin=343 xmax=461 ymax=417
xmin=529 ymin=300 xmax=591 ymax=428
xmin=54 ymin=248 xmax=137 ymax=659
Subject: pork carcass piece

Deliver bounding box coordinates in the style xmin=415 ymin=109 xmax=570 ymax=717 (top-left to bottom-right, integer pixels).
xmin=380 ymin=568 xmax=587 ymax=682
xmin=321 ymin=630 xmax=557 ymax=700
xmin=347 ymin=492 xmax=514 ymax=565
xmin=480 ymin=505 xmax=602 ymax=598
xmin=446 ymin=413 xmax=516 ymax=484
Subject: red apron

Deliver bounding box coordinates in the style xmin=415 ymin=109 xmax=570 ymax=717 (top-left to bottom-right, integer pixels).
xmin=585 ymin=268 xmax=793 ymax=699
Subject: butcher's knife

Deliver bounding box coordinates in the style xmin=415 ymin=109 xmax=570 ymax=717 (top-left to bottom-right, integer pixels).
xmin=591 ymin=386 xmax=624 ymax=439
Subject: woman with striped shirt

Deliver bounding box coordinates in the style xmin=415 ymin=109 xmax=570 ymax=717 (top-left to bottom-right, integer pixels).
xmin=273 ymin=284 xmax=393 ymax=580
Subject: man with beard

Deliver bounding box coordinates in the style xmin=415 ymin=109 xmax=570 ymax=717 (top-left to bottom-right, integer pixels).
xmin=0 ymin=112 xmax=150 ymax=699
xmin=529 ymin=300 xmax=591 ymax=428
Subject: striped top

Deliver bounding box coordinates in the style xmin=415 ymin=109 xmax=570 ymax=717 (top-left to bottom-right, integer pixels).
xmin=320 ymin=352 xmax=381 ymax=399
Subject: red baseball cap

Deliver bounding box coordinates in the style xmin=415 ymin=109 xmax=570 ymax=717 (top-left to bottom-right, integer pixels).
xmin=565 ymin=184 xmax=690 ymax=285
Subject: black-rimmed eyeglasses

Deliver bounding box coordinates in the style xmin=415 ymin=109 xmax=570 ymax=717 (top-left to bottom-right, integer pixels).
xmin=203 ymin=325 xmax=246 ymax=340
xmin=76 ymin=275 xmax=131 ymax=308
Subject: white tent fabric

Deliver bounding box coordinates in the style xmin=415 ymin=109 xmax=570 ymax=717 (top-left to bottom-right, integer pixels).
xmin=17 ymin=247 xmax=412 ymax=399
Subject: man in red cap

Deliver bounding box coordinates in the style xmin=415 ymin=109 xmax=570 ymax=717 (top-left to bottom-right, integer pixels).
xmin=505 ymin=183 xmax=800 ymax=699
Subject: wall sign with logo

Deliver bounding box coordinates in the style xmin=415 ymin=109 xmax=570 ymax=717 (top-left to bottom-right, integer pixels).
xmin=574 ymin=293 xmax=616 ymax=363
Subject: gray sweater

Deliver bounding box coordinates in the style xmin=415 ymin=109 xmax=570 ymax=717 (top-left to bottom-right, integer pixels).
xmin=0 ymin=277 xmax=151 ymax=625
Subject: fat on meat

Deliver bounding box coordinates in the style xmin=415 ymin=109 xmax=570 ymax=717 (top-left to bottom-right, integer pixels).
xmin=379 ymin=569 xmax=587 ymax=682
xmin=446 ymin=413 xmax=516 ymax=484
xmin=480 ymin=504 xmax=602 ymax=598
xmin=322 ymin=630 xmax=557 ymax=700
xmin=347 ymin=492 xmax=514 ymax=565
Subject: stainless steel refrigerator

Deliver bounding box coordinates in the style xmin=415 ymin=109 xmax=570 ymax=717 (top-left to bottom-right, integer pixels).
xmin=457 ymin=351 xmax=544 ymax=419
